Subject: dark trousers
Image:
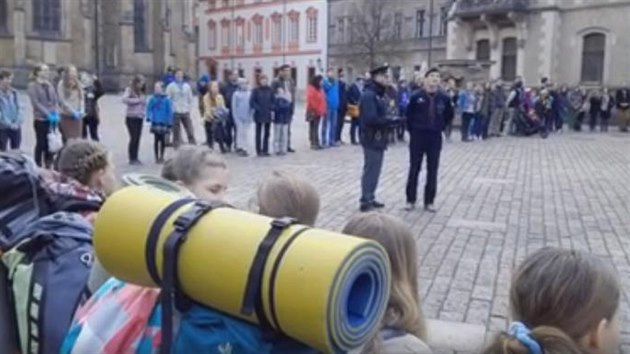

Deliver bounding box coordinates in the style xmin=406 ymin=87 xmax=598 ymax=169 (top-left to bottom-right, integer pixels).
xmin=153 ymin=133 xmax=166 ymax=161
xmin=479 ymin=114 xmax=490 ymax=139
xmin=350 ymin=119 xmax=360 ymax=144
xmin=255 ymin=122 xmax=271 ymax=154
xmin=0 ymin=128 xmax=21 ymax=151
xmin=461 ymin=112 xmax=474 ymax=141
xmin=309 ymin=118 xmax=320 ymax=147
xmin=396 ymin=119 xmax=406 ymax=141
xmin=405 ymin=131 xmax=443 ymax=206
xmin=205 ymin=120 xmax=226 ymax=152
xmin=360 ymin=146 xmax=385 ymax=207
xmin=82 ymin=116 xmax=99 ymax=141
xmin=224 ymin=116 xmax=236 ymax=149
xmin=589 ymin=111 xmax=599 ymax=131
xmin=33 ymin=120 xmax=52 ymax=167
xmin=336 ymin=106 xmax=346 ymax=142
xmin=601 ymin=111 xmax=610 ymax=132
xmin=173 ymin=112 xmax=196 ymax=147
xmin=125 ymin=117 xmax=143 ymax=162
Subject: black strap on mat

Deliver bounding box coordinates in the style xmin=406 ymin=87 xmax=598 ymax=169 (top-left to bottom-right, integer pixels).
xmin=160 ymin=200 xmax=226 ymax=354
xmin=240 ymin=217 xmax=296 ymax=337
xmin=145 ymin=198 xmax=194 ymax=285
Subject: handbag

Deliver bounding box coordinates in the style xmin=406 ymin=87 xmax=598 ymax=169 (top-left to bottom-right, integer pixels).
xmin=48 ymin=124 xmax=63 ymax=153
xmin=347 ymin=104 xmax=359 ymax=119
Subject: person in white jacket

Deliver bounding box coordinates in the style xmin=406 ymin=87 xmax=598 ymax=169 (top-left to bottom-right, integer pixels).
xmin=166 ymin=69 xmax=196 ymax=148
xmin=231 ymin=78 xmax=253 ymax=157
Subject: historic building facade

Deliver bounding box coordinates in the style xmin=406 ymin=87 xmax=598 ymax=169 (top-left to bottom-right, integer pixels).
xmin=198 ymin=0 xmax=327 ymax=92
xmin=445 ymin=0 xmax=630 ymax=87
xmin=327 ymin=0 xmax=452 ymax=82
xmin=0 ymin=0 xmax=198 ymax=89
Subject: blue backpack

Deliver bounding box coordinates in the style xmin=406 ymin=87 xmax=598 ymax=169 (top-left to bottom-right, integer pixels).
xmin=1 ymin=212 xmax=94 ymax=354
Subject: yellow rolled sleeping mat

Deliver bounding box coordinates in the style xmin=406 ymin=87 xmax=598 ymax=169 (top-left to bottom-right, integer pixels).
xmin=93 ymin=186 xmax=391 ymax=353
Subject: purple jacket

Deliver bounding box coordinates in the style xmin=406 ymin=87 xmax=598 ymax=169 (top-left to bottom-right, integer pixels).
xmin=122 ymin=88 xmax=146 ymax=118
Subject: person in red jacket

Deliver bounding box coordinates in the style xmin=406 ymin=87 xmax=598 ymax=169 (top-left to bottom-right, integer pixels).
xmin=306 ymin=75 xmax=327 ymax=150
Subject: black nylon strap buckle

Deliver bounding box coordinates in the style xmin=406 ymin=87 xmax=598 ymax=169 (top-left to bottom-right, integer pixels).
xmin=240 ymin=216 xmax=297 ymax=338
xmin=160 ymin=200 xmax=229 ymax=354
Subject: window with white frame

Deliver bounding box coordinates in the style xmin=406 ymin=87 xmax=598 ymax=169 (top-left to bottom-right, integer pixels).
xmin=207 ymin=21 xmax=217 ymax=49
xmin=271 ymin=14 xmax=282 ymax=47
xmin=289 ymin=16 xmax=299 ymax=43
xmin=306 ymin=9 xmax=318 ymax=43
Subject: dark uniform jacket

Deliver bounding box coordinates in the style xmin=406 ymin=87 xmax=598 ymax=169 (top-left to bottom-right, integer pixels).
xmin=359 ymin=80 xmax=389 ymax=150
xmin=406 ymin=89 xmax=454 ymax=134
xmin=250 ymin=85 xmax=275 ymax=124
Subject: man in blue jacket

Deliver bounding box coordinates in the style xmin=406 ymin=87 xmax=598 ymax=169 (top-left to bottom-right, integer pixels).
xmin=404 ymin=68 xmax=454 ymax=212
xmin=359 ymin=65 xmax=391 ymax=212
xmin=322 ymin=68 xmax=340 ymax=147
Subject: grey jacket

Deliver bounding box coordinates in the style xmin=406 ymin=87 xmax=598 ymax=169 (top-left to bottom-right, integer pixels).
xmin=231 ymin=89 xmax=253 ymax=123
xmin=27 ymin=81 xmax=59 ymax=121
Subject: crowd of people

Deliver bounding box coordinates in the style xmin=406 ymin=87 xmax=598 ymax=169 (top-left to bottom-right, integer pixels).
xmin=0 ymin=136 xmax=623 ymax=354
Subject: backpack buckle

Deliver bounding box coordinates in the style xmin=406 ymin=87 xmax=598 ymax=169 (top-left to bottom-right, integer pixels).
xmin=271 ymin=217 xmax=297 ymax=229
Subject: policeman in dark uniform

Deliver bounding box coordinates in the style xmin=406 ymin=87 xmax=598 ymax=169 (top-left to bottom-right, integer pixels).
xmin=359 ymin=65 xmax=391 ymax=212
xmin=404 ymin=68 xmax=454 ymax=212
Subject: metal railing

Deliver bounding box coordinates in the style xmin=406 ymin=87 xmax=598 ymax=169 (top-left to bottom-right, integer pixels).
xmin=454 ymin=0 xmax=530 ymax=16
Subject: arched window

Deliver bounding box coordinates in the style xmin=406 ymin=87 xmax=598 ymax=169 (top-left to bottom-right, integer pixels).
xmin=207 ymin=20 xmax=217 ymax=50
xmin=476 ymin=39 xmax=490 ymax=61
xmin=271 ymin=12 xmax=282 ymax=50
xmin=133 ymin=0 xmax=148 ymax=51
xmin=33 ymin=0 xmax=61 ymax=36
xmin=501 ymin=37 xmax=517 ymax=81
xmin=581 ymin=33 xmax=605 ymax=83
xmin=0 ymin=0 xmax=7 ymax=33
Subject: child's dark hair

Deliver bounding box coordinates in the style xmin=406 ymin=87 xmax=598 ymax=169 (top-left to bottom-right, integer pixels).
xmin=0 ymin=69 xmax=12 ymax=80
xmin=55 ymin=139 xmax=109 ymax=186
xmin=484 ymin=247 xmax=620 ymax=354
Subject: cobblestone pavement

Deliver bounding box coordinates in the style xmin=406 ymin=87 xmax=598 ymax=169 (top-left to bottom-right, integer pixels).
xmin=19 ymin=95 xmax=630 ymax=352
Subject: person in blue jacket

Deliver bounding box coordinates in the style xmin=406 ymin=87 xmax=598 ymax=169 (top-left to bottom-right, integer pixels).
xmin=359 ymin=64 xmax=391 ymax=212
xmin=322 ymin=68 xmax=340 ymax=147
xmin=397 ymin=79 xmax=411 ymax=142
xmin=146 ymin=82 xmax=173 ymax=164
xmin=404 ymin=68 xmax=454 ymax=213
xmin=197 ymin=73 xmax=211 ymax=117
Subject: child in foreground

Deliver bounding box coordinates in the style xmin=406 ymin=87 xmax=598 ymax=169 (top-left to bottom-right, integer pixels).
xmin=256 ymin=170 xmax=320 ymax=226
xmin=343 ymin=212 xmax=431 ymax=354
xmin=161 ymin=145 xmax=229 ymax=202
xmin=484 ymin=247 xmax=620 ymax=354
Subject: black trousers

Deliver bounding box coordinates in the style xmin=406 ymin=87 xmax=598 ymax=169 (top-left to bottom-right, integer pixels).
xmin=350 ymin=119 xmax=360 ymax=144
xmin=255 ymin=122 xmax=271 ymax=154
xmin=33 ymin=120 xmax=52 ymax=167
xmin=205 ymin=120 xmax=226 ymax=152
xmin=224 ymin=115 xmax=236 ymax=149
xmin=153 ymin=133 xmax=166 ymax=160
xmin=405 ymin=131 xmax=443 ymax=206
xmin=461 ymin=112 xmax=474 ymax=141
xmin=82 ymin=116 xmax=99 ymax=141
xmin=360 ymin=146 xmax=385 ymax=207
xmin=309 ymin=118 xmax=320 ymax=147
xmin=589 ymin=111 xmax=599 ymax=131
xmin=336 ymin=106 xmax=347 ymax=142
xmin=0 ymin=128 xmax=21 ymax=151
xmin=125 ymin=117 xmax=143 ymax=162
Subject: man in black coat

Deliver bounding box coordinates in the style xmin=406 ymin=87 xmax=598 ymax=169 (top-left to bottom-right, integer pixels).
xmin=359 ymin=65 xmax=391 ymax=212
xmin=220 ymin=70 xmax=239 ymax=151
xmin=404 ymin=68 xmax=454 ymax=212
xmin=250 ymin=74 xmax=275 ymax=156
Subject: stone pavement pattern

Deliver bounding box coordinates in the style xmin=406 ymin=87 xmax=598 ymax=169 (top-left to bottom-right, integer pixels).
xmin=19 ymin=95 xmax=630 ymax=353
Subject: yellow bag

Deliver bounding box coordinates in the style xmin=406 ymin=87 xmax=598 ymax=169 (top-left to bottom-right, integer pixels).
xmin=93 ymin=186 xmax=391 ymax=353
xmin=347 ymin=104 xmax=360 ymax=119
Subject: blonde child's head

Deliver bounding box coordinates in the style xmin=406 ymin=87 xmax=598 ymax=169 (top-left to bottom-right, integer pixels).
xmin=484 ymin=247 xmax=620 ymax=354
xmin=257 ymin=171 xmax=320 ymax=226
xmin=343 ymin=212 xmax=427 ymax=352
xmin=161 ymin=145 xmax=229 ymax=202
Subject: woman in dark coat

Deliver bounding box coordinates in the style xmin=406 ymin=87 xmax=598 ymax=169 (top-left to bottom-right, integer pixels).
xmin=250 ymin=74 xmax=274 ymax=157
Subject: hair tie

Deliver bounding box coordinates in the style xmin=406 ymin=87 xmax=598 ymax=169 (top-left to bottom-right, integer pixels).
xmin=509 ymin=322 xmax=543 ymax=354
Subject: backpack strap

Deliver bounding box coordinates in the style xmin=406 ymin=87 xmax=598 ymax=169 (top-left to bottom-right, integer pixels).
xmin=240 ymin=217 xmax=296 ymax=338
xmin=160 ymin=200 xmax=228 ymax=354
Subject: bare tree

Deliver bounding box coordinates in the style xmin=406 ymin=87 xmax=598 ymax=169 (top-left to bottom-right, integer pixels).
xmin=350 ymin=0 xmax=393 ymax=70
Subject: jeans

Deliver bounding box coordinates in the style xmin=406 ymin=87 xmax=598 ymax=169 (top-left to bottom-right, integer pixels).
xmin=506 ymin=107 xmax=519 ymax=135
xmin=405 ymin=131 xmax=442 ymax=206
xmin=600 ymin=110 xmax=610 ymax=132
xmin=33 ymin=120 xmax=52 ymax=167
xmin=360 ymin=146 xmax=385 ymax=207
xmin=350 ymin=119 xmax=360 ymax=144
xmin=82 ymin=116 xmax=99 ymax=141
xmin=461 ymin=112 xmax=474 ymax=141
xmin=322 ymin=108 xmax=338 ymax=147
xmin=235 ymin=119 xmax=252 ymax=153
xmin=255 ymin=122 xmax=271 ymax=154
xmin=273 ymin=123 xmax=288 ymax=154
xmin=173 ymin=112 xmax=196 ymax=148
xmin=125 ymin=117 xmax=143 ymax=162
xmin=0 ymin=128 xmax=21 ymax=151
xmin=309 ymin=118 xmax=321 ymax=147
xmin=589 ymin=111 xmax=599 ymax=131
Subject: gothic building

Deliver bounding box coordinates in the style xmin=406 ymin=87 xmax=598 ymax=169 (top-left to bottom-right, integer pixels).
xmin=0 ymin=0 xmax=198 ymax=89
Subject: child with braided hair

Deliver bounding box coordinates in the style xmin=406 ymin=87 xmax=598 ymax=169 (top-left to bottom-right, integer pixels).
xmin=55 ymin=139 xmax=118 ymax=197
xmin=484 ymin=247 xmax=621 ymax=354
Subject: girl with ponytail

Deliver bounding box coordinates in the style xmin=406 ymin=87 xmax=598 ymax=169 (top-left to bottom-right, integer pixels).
xmin=485 ymin=247 xmax=621 ymax=354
